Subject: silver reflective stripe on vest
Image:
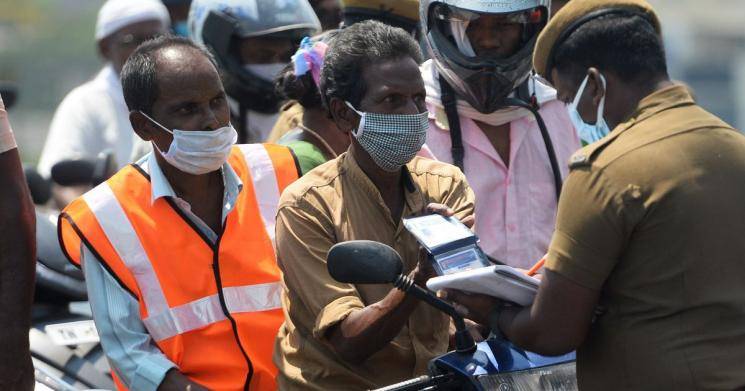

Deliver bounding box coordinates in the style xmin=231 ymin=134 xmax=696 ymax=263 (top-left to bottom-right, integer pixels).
xmin=237 ymin=144 xmax=281 ymax=244
xmin=143 ymin=294 xmax=226 ymax=342
xmin=143 ymin=283 xmax=283 ymax=342
xmin=83 ymin=184 xmax=170 ymax=315
xmin=83 ymin=183 xmax=283 ymax=342
xmin=224 ymin=282 xmax=282 ymax=314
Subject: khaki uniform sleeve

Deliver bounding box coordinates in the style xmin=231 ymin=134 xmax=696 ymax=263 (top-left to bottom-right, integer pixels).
xmin=545 ymin=167 xmax=635 ymax=290
xmin=275 ymin=201 xmax=365 ymax=340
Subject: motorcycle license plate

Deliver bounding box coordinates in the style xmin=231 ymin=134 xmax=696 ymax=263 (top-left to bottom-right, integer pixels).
xmin=44 ymin=320 xmax=100 ymax=346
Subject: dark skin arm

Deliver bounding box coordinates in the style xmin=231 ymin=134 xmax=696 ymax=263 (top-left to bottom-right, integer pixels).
xmin=0 ymin=99 xmax=35 ymax=390
xmin=326 ymin=254 xmax=432 ymax=364
xmin=327 ymin=204 xmax=475 ymax=364
xmin=446 ymin=269 xmax=599 ymax=356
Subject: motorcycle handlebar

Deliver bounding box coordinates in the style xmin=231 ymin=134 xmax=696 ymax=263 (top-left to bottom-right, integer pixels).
xmin=371 ymin=375 xmax=434 ymax=391
xmin=371 ymin=373 xmax=459 ymax=391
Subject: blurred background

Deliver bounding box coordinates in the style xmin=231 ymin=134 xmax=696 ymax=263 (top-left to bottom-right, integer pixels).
xmin=1 ymin=0 xmax=743 ymax=164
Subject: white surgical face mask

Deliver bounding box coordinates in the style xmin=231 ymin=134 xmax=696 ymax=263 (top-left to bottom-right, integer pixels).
xmin=567 ymin=74 xmax=611 ymax=145
xmin=245 ymin=63 xmax=287 ymax=82
xmin=140 ymin=111 xmax=237 ymax=175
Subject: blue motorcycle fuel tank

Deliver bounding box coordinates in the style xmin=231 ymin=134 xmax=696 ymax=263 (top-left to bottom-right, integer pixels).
xmin=430 ymin=337 xmax=576 ymax=390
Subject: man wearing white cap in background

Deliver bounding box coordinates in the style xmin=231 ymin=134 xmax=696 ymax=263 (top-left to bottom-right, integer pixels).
xmin=37 ymin=0 xmax=169 ymax=208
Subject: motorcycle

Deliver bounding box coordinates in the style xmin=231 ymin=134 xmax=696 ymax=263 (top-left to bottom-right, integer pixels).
xmin=326 ymin=240 xmax=578 ymax=391
xmin=26 ymin=153 xmax=118 ymax=390
xmin=4 ymin=79 xmax=116 ymax=389
xmin=31 ymin=204 xmax=114 ymax=390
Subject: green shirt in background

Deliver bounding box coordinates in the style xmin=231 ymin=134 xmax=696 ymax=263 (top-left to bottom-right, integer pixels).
xmin=278 ymin=129 xmax=328 ymax=176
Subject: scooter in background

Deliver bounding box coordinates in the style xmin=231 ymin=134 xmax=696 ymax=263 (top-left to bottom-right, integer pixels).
xmin=26 ymin=153 xmax=118 ymax=390
xmin=31 ymin=203 xmax=114 ymax=390
xmin=326 ymin=241 xmax=577 ymax=391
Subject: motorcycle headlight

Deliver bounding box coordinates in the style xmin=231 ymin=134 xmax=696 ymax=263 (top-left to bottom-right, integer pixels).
xmin=476 ymin=362 xmax=577 ymax=391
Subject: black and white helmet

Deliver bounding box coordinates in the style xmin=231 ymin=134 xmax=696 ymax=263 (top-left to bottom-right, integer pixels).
xmin=421 ymin=0 xmax=550 ymax=113
xmin=189 ymin=0 xmax=321 ymax=112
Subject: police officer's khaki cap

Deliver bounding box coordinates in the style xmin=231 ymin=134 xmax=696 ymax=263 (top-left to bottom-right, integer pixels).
xmin=533 ymin=0 xmax=661 ymax=78
xmin=340 ymin=0 xmax=420 ymax=22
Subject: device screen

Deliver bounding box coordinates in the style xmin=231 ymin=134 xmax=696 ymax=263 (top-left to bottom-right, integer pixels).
xmin=435 ymin=247 xmax=489 ymax=275
xmin=403 ymin=214 xmax=474 ymax=251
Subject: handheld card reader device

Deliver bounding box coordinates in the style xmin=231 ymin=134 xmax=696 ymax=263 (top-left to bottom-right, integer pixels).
xmin=403 ymin=214 xmax=490 ymax=276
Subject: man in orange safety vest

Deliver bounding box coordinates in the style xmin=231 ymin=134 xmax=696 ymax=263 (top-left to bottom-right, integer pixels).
xmin=58 ymin=35 xmax=299 ymax=391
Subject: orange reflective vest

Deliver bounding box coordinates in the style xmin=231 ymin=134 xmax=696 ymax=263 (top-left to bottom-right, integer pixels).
xmin=58 ymin=144 xmax=299 ymax=390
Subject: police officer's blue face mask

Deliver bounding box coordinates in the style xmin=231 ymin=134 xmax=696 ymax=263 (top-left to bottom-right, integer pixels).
xmin=567 ymin=74 xmax=611 ymax=145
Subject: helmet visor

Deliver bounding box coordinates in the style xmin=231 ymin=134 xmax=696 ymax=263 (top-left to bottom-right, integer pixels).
xmin=431 ymin=4 xmax=546 ymax=59
xmin=432 ymin=4 xmax=544 ymax=24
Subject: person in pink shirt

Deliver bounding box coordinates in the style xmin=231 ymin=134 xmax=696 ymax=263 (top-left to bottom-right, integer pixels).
xmin=420 ymin=0 xmax=581 ymax=269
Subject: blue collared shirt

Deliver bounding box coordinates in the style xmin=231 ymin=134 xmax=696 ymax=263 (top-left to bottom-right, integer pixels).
xmin=147 ymin=152 xmax=243 ymax=241
xmin=81 ymin=153 xmax=242 ymax=390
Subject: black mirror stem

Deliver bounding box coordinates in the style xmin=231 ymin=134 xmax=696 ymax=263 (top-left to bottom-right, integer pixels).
xmin=392 ymin=275 xmax=477 ymax=353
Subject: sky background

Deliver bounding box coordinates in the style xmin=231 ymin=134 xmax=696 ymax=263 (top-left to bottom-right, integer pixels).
xmin=1 ymin=0 xmax=744 ymax=163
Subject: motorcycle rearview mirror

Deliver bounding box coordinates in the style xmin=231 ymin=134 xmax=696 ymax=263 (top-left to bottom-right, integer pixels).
xmin=23 ymin=164 xmax=51 ymax=205
xmin=96 ymin=149 xmax=117 ymax=184
xmin=327 ymin=240 xmax=476 ymax=353
xmin=50 ymin=149 xmax=117 ymax=187
xmin=327 ymin=240 xmax=403 ymax=284
xmin=0 ymin=81 xmax=18 ymax=109
xmin=51 ymin=159 xmax=97 ymax=187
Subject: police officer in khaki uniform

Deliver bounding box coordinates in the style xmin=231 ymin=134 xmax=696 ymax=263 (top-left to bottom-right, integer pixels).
xmin=447 ymin=0 xmax=745 ymax=389
xmin=267 ymin=0 xmax=421 ymax=143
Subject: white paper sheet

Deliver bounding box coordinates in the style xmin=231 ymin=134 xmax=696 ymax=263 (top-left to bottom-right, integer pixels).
xmin=426 ymin=265 xmax=539 ymax=306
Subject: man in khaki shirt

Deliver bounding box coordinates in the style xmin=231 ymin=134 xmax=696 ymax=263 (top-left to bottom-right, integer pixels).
xmin=273 ymin=21 xmax=475 ymax=390
xmin=449 ymin=1 xmax=745 ymax=389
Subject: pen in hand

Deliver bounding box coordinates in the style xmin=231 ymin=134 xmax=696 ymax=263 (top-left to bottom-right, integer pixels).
xmin=526 ymin=257 xmax=545 ymax=277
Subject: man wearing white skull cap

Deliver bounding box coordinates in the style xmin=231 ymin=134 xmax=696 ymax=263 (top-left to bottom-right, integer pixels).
xmin=38 ymin=0 xmax=169 ymax=208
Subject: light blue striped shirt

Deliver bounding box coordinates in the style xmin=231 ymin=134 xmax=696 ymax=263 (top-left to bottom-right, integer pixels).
xmin=81 ymin=153 xmax=242 ymax=390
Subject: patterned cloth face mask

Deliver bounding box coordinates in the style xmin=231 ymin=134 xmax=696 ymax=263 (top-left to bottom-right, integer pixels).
xmin=567 ymin=73 xmax=611 ymax=145
xmin=345 ymin=102 xmax=429 ymax=172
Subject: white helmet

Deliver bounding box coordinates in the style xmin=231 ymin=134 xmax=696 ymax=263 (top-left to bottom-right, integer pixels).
xmin=420 ymin=0 xmax=550 ymax=113
xmin=188 ymin=0 xmax=321 ymax=112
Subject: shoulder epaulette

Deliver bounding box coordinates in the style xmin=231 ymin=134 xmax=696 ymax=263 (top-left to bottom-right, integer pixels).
xmin=568 ymin=124 xmax=627 ymax=170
